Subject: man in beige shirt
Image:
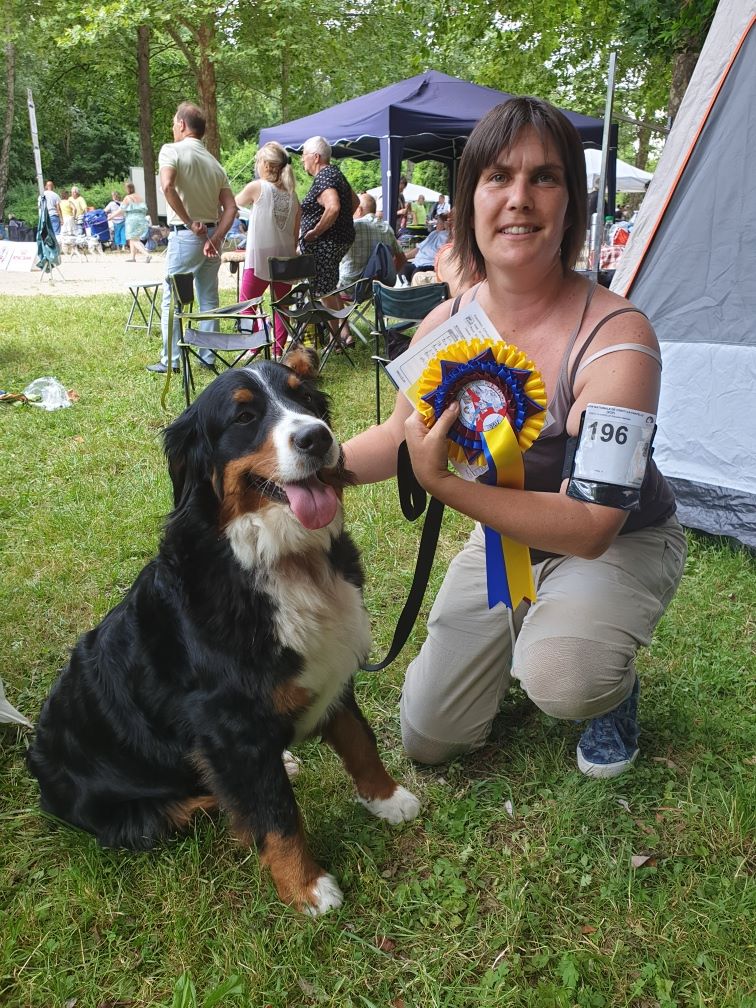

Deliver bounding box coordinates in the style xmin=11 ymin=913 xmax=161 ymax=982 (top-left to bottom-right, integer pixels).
xmin=149 ymin=101 xmax=237 ymax=373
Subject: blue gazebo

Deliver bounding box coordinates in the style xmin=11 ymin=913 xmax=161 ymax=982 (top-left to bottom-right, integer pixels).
xmin=259 ymin=70 xmax=616 ymax=228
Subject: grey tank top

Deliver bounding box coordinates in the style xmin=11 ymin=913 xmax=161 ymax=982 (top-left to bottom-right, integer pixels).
xmin=451 ymin=281 xmax=676 ymax=538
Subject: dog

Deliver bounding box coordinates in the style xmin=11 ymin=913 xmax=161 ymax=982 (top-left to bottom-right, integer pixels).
xmin=27 ymin=349 xmax=419 ymax=915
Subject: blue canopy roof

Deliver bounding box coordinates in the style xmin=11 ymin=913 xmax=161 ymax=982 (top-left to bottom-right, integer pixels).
xmin=259 ymin=70 xmax=615 ymax=227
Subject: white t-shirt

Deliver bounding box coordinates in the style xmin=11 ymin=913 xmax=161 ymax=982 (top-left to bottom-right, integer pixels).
xmin=158 ymin=137 xmax=230 ymax=225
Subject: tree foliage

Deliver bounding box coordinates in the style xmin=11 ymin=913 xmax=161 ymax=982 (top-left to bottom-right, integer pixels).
xmin=1 ymin=0 xmax=719 ymax=217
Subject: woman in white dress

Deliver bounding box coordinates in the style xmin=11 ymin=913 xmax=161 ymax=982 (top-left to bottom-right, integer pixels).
xmin=236 ymin=142 xmax=300 ymax=356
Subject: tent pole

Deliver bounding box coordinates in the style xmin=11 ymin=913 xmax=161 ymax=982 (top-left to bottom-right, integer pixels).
xmin=591 ymin=52 xmax=617 ymax=279
xmin=27 ymin=89 xmax=45 ymax=197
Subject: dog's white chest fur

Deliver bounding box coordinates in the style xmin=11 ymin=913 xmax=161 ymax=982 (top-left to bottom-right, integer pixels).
xmin=226 ymin=513 xmax=372 ymax=741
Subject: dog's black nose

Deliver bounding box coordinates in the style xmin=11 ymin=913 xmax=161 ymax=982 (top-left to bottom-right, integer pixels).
xmin=293 ymin=423 xmax=333 ymax=457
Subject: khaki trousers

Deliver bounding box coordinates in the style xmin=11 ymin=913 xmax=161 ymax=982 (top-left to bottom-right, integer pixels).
xmin=399 ymin=517 xmax=687 ymax=765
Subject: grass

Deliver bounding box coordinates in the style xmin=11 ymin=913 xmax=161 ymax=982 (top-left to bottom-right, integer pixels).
xmin=0 ymin=292 xmax=754 ymax=1008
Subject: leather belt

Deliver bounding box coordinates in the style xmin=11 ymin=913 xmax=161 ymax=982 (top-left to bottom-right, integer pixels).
xmin=170 ymin=223 xmax=217 ymax=231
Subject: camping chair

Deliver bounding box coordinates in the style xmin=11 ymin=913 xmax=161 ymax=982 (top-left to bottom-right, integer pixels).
xmin=161 ymin=273 xmax=272 ymax=408
xmin=342 ymin=241 xmax=398 ymax=345
xmin=268 ymin=256 xmax=358 ymax=372
xmin=372 ymin=280 xmax=449 ymax=423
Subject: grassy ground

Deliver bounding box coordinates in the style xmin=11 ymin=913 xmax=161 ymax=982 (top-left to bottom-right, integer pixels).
xmin=0 ymin=294 xmax=754 ymax=1008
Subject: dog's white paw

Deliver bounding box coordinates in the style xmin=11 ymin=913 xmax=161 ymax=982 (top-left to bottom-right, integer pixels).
xmin=304 ymin=873 xmax=344 ymax=916
xmin=282 ymin=749 xmax=301 ymax=780
xmin=358 ymin=785 xmax=421 ymax=825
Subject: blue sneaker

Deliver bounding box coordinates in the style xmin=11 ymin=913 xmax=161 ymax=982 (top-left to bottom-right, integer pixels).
xmin=577 ymin=677 xmax=640 ymax=778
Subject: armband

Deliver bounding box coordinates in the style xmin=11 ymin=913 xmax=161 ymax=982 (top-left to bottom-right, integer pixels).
xmin=566 ymin=403 xmax=656 ymax=511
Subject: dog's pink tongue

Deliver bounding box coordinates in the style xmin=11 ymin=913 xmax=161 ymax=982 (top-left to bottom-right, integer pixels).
xmin=285 ymin=476 xmax=339 ymax=530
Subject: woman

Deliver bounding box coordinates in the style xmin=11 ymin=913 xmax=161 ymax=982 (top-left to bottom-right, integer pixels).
xmin=58 ymin=190 xmax=75 ymax=236
xmin=344 ymin=98 xmax=686 ymax=778
xmin=104 ymin=191 xmax=126 ymax=251
xmin=236 ymin=141 xmax=300 ymax=356
xmin=299 ymin=135 xmax=357 ymax=308
xmin=121 ymin=182 xmax=151 ymax=262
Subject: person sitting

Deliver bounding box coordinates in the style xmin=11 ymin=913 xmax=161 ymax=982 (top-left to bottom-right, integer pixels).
xmin=336 ymin=192 xmax=407 ymax=345
xmin=398 ymin=212 xmax=450 ymax=284
xmin=431 ymin=210 xmax=481 ymax=296
xmin=431 ymin=193 xmax=451 ymax=220
xmin=338 ymin=192 xmax=406 ymax=288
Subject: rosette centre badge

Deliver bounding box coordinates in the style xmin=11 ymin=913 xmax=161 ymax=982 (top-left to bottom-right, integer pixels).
xmin=416 ymin=339 xmax=547 ymax=610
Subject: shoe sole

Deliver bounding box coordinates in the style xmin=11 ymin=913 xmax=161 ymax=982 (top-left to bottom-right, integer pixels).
xmin=577 ymin=745 xmax=639 ymax=779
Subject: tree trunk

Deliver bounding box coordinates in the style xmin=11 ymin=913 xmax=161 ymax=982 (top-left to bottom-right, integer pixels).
xmin=668 ymin=49 xmax=699 ymax=125
xmin=165 ymin=20 xmax=220 ymax=159
xmin=0 ymin=42 xmax=16 ymax=221
xmin=196 ymin=23 xmax=219 ymax=159
xmin=136 ymin=25 xmax=158 ymax=221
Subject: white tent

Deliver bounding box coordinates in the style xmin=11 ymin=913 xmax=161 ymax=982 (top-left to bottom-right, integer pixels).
xmin=584 ymin=148 xmax=652 ymax=193
xmin=612 ymin=0 xmax=756 ymax=549
xmin=367 ymin=182 xmax=441 ymax=212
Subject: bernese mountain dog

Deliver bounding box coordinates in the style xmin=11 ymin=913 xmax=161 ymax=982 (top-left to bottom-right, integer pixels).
xmin=27 ymin=349 xmax=419 ymax=915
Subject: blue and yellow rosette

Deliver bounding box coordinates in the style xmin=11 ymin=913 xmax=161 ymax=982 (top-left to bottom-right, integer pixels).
xmin=416 ymin=338 xmax=547 ymax=610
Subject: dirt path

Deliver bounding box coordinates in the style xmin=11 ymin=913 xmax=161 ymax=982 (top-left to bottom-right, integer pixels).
xmin=0 ymin=249 xmax=240 ymax=297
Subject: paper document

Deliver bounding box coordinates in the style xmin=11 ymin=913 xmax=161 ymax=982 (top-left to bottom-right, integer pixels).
xmin=385 ymin=300 xmax=501 ymax=408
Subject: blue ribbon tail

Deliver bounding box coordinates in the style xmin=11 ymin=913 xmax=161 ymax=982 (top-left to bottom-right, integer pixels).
xmin=484 ymin=525 xmax=512 ymax=609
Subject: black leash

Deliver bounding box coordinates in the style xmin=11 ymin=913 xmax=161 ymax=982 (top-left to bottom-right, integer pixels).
xmin=359 ymin=441 xmax=444 ymax=671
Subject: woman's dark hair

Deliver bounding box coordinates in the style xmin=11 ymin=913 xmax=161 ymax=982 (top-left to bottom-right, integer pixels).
xmin=453 ymin=97 xmax=587 ymax=282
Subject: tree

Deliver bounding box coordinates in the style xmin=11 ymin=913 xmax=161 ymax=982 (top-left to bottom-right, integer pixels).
xmin=0 ymin=41 xmax=15 ymax=219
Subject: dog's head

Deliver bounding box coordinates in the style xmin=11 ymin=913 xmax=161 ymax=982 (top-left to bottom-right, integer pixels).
xmin=164 ymin=349 xmax=351 ymax=536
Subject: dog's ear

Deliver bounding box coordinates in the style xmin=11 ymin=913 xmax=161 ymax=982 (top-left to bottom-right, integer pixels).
xmin=281 ymin=346 xmax=320 ymax=380
xmin=163 ymin=403 xmax=212 ymax=509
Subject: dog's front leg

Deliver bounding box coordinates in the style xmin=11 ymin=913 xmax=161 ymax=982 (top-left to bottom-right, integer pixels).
xmin=321 ymin=692 xmax=420 ymax=825
xmin=199 ymin=728 xmax=343 ymax=916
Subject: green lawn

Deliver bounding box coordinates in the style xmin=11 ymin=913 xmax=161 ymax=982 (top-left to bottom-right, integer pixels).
xmin=0 ymin=293 xmax=754 ymax=1008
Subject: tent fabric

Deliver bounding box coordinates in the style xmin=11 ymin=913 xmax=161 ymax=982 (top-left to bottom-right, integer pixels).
xmin=612 ymin=0 xmax=756 ymax=550
xmin=35 ymin=195 xmax=61 ymax=274
xmin=259 ymin=71 xmax=615 ymax=228
xmin=584 ymin=148 xmax=652 ymax=192
xmin=366 ymin=182 xmax=440 ymax=212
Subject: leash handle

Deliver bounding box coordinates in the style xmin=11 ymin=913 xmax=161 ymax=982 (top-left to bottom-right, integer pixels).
xmin=360 ymin=443 xmax=444 ymax=672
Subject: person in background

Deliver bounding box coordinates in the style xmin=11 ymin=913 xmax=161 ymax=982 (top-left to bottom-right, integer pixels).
xmin=43 ymin=181 xmax=61 ymax=235
xmin=299 ymin=135 xmax=358 ymax=310
xmin=58 ymin=190 xmax=75 ymax=236
xmin=69 ymin=187 xmax=87 ymax=232
xmin=395 ymin=176 xmax=409 ymax=231
xmin=338 ymin=192 xmax=406 ymax=288
xmin=149 ymin=100 xmax=237 ymax=374
xmin=120 ymin=182 xmax=151 ymax=263
xmin=431 ymin=193 xmax=451 ymax=220
xmin=398 ymin=212 xmax=450 ymax=284
xmin=335 ymin=191 xmax=407 ymax=345
xmin=235 ymin=140 xmax=300 ymax=357
xmin=343 ymin=96 xmax=686 ymax=779
xmin=409 ymin=193 xmax=428 ymax=229
xmin=104 ymin=191 xmax=126 ymax=251
xmin=432 ymin=209 xmax=480 ymax=296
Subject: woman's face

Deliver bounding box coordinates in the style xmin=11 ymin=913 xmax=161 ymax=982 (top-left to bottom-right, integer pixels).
xmin=471 ymin=125 xmax=569 ymax=273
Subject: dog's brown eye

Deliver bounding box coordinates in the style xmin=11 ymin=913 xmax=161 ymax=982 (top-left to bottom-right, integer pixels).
xmin=236 ymin=411 xmax=256 ymax=424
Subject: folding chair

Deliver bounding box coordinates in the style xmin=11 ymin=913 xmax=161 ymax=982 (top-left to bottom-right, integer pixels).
xmin=268 ymin=256 xmax=358 ymax=372
xmin=372 ymin=280 xmax=449 ymax=423
xmin=161 ymin=273 xmax=272 ymax=408
xmin=340 ymin=242 xmax=398 ymax=346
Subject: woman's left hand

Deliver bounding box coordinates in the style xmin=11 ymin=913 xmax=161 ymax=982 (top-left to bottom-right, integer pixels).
xmin=404 ymin=402 xmax=459 ymax=493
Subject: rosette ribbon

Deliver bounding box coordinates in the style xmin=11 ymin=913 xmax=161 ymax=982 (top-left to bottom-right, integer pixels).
xmin=416 ymin=338 xmax=547 ymax=610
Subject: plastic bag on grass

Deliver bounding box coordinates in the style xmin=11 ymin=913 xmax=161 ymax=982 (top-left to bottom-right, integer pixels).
xmin=23 ymin=377 xmax=71 ymax=411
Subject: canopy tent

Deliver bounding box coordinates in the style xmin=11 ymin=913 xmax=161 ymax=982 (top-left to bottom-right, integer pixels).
xmin=611 ymin=0 xmax=756 ymax=550
xmin=259 ymin=71 xmax=616 ymax=228
xmin=584 ymin=148 xmax=652 ymax=193
xmin=366 ymin=182 xmax=440 ymax=212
